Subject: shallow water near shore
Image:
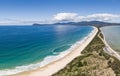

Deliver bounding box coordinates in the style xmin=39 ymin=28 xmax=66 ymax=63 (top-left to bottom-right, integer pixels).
xmin=0 ymin=25 xmax=93 ymax=75
xmin=101 ymin=26 xmax=120 ymax=54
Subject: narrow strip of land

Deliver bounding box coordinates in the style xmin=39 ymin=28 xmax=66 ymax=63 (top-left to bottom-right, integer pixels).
xmin=98 ymin=32 xmax=120 ymax=61
xmin=53 ymin=27 xmax=120 ymax=76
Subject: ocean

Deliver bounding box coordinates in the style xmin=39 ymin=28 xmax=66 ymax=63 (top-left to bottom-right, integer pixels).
xmin=0 ymin=25 xmax=93 ymax=75
xmin=101 ymin=26 xmax=120 ymax=54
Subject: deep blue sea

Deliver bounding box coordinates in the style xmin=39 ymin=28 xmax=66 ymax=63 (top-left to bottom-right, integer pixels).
xmin=0 ymin=25 xmax=93 ymax=75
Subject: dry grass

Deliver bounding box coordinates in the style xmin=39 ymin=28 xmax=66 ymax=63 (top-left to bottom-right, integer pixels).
xmin=53 ymin=28 xmax=120 ymax=76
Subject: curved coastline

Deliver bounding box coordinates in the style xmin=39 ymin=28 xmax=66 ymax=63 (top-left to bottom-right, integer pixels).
xmin=0 ymin=26 xmax=93 ymax=76
xmin=100 ymin=31 xmax=120 ymax=61
xmin=10 ymin=26 xmax=98 ymax=76
xmin=0 ymin=26 xmax=95 ymax=76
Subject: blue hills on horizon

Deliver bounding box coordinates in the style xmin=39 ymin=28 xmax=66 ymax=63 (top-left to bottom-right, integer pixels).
xmin=33 ymin=21 xmax=120 ymax=27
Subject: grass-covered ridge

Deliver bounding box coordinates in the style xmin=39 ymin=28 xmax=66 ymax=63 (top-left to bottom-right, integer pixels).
xmin=53 ymin=28 xmax=120 ymax=76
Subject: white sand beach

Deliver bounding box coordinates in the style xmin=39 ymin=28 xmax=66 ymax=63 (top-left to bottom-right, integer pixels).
xmin=12 ymin=27 xmax=98 ymax=76
xmin=98 ymin=32 xmax=120 ymax=61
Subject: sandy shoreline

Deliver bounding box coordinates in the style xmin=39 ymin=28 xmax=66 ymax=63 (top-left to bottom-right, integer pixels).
xmin=99 ymin=32 xmax=120 ymax=61
xmin=11 ymin=27 xmax=98 ymax=76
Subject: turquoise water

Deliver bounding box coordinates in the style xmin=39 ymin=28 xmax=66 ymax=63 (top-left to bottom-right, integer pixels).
xmin=101 ymin=26 xmax=120 ymax=54
xmin=0 ymin=25 xmax=93 ymax=75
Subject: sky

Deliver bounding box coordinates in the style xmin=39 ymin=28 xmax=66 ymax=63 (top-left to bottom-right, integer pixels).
xmin=0 ymin=0 xmax=120 ymax=25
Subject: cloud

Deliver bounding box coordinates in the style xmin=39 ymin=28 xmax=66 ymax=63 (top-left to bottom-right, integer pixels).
xmin=53 ymin=13 xmax=78 ymax=22
xmin=0 ymin=18 xmax=45 ymax=25
xmin=80 ymin=14 xmax=119 ymax=21
xmin=0 ymin=13 xmax=119 ymax=25
xmin=53 ymin=13 xmax=120 ymax=22
xmin=0 ymin=18 xmax=22 ymax=25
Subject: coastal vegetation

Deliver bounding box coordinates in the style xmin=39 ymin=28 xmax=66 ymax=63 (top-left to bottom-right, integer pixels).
xmin=53 ymin=28 xmax=120 ymax=76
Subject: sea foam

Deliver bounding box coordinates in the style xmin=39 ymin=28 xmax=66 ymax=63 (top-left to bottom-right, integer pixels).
xmin=0 ymin=27 xmax=95 ymax=76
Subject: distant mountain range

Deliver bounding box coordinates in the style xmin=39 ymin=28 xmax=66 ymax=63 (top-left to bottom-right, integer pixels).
xmin=33 ymin=21 xmax=120 ymax=27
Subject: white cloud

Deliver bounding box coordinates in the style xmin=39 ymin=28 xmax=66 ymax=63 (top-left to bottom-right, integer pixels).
xmin=53 ymin=13 xmax=120 ymax=22
xmin=0 ymin=13 xmax=119 ymax=25
xmin=83 ymin=14 xmax=119 ymax=21
xmin=53 ymin=13 xmax=78 ymax=22
xmin=0 ymin=18 xmax=22 ymax=25
xmin=0 ymin=18 xmax=45 ymax=25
